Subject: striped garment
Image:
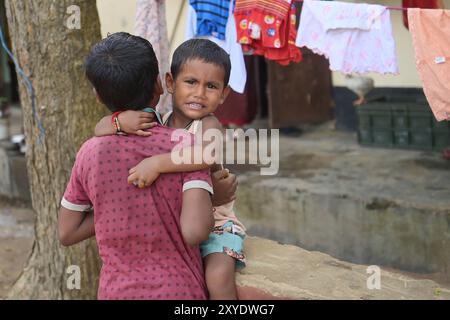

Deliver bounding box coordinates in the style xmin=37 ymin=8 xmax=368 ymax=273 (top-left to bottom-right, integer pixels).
xmin=234 ymin=0 xmax=292 ymax=19
xmin=189 ymin=0 xmax=231 ymax=40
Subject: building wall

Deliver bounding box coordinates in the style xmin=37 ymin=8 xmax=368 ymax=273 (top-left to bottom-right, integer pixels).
xmin=96 ymin=0 xmax=187 ymax=58
xmin=165 ymin=0 xmax=188 ymax=56
xmin=96 ymin=0 xmax=137 ymax=35
xmin=96 ymin=0 xmax=449 ymax=88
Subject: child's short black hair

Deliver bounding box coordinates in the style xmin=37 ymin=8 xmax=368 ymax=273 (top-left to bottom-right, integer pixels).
xmin=171 ymin=39 xmax=231 ymax=87
xmin=85 ymin=32 xmax=159 ymax=112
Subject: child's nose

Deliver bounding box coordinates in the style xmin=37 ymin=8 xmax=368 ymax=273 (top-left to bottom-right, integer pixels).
xmin=194 ymin=85 xmax=206 ymax=99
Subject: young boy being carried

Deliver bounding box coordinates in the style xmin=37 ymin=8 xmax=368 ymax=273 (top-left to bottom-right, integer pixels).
xmin=58 ymin=33 xmax=215 ymax=300
xmin=95 ymin=39 xmax=247 ymax=300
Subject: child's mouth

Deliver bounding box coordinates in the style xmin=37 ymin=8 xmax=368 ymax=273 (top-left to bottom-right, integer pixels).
xmin=186 ymin=103 xmax=203 ymax=111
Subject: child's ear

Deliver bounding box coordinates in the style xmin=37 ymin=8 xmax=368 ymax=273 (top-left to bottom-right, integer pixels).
xmin=93 ymin=88 xmax=103 ymax=104
xmin=165 ymin=73 xmax=175 ymax=94
xmin=148 ymin=77 xmax=163 ymax=108
xmin=220 ymin=85 xmax=231 ymax=104
xmin=155 ymin=76 xmax=163 ymax=96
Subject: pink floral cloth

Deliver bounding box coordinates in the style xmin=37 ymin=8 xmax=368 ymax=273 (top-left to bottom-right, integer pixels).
xmin=295 ymin=0 xmax=399 ymax=75
xmin=61 ymin=126 xmax=213 ymax=300
xmin=135 ymin=0 xmax=172 ymax=114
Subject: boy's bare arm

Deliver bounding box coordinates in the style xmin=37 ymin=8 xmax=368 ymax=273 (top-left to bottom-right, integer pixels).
xmin=128 ymin=145 xmax=210 ymax=185
xmin=58 ymin=207 xmax=95 ymax=246
xmin=180 ymin=188 xmax=214 ymax=247
xmin=128 ymin=155 xmax=236 ymax=206
xmin=94 ymin=111 xmax=158 ymax=137
xmin=128 ymin=115 xmax=224 ymax=186
xmin=127 ymin=115 xmax=236 ymax=205
xmin=95 ymin=115 xmax=116 ymax=136
xmin=197 ymin=115 xmax=225 ymax=172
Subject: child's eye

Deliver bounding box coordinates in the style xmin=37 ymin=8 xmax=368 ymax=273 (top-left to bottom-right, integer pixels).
xmin=185 ymin=80 xmax=196 ymax=85
xmin=207 ymin=84 xmax=218 ymax=89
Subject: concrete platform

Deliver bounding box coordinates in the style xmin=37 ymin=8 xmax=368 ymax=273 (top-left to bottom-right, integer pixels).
xmin=1 ymin=198 xmax=448 ymax=300
xmin=0 ymin=105 xmax=30 ymax=202
xmin=234 ymin=123 xmax=450 ymax=283
xmin=237 ymin=237 xmax=450 ymax=300
xmin=0 ymin=146 xmax=30 ymax=202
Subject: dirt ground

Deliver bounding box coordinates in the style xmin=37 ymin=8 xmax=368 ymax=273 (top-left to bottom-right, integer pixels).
xmin=0 ymin=198 xmax=34 ymax=299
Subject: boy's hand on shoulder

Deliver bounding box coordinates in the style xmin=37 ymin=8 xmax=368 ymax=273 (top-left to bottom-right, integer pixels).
xmin=211 ymin=169 xmax=238 ymax=207
xmin=128 ymin=156 xmax=161 ymax=189
xmin=119 ymin=110 xmax=158 ymax=137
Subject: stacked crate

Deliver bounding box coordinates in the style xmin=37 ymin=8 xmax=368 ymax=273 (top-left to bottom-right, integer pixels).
xmin=357 ymin=94 xmax=450 ymax=151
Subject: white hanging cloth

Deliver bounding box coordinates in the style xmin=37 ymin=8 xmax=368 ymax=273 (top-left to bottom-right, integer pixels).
xmin=135 ymin=0 xmax=172 ymax=114
xmin=296 ymin=0 xmax=399 ymax=75
xmin=186 ymin=1 xmax=247 ymax=94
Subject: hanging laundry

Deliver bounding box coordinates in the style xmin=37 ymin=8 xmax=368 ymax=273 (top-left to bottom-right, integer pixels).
xmin=295 ymin=0 xmax=398 ymax=75
xmin=135 ymin=0 xmax=172 ymax=114
xmin=234 ymin=0 xmax=302 ymax=66
xmin=186 ymin=0 xmax=247 ymax=94
xmin=402 ymin=0 xmax=444 ymax=29
xmin=189 ymin=0 xmax=231 ymax=40
xmin=408 ymin=8 xmax=450 ymax=122
xmin=213 ymin=56 xmax=258 ymax=127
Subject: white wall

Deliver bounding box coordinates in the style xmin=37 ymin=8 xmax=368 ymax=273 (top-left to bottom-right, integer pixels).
xmin=165 ymin=0 xmax=188 ymax=56
xmin=96 ymin=0 xmax=137 ymax=35
xmin=96 ymin=0 xmax=449 ymax=88
xmin=96 ymin=0 xmax=187 ymax=59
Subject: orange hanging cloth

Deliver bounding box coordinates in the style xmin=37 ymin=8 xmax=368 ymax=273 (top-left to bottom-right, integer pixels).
xmin=403 ymin=0 xmax=444 ymax=29
xmin=408 ymin=8 xmax=450 ymax=122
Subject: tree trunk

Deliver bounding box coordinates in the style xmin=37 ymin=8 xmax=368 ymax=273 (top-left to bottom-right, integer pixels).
xmin=5 ymin=0 xmax=106 ymax=299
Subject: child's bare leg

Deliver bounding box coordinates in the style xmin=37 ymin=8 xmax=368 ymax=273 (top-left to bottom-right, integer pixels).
xmin=204 ymin=253 xmax=237 ymax=300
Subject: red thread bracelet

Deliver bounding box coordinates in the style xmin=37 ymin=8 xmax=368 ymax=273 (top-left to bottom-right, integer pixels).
xmin=112 ymin=111 xmax=123 ymax=134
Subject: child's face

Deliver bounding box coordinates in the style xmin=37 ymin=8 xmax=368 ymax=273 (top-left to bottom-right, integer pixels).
xmin=166 ymin=59 xmax=230 ymax=120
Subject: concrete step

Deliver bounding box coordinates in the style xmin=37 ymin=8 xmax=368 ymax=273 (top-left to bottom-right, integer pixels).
xmin=234 ymin=127 xmax=450 ymax=282
xmin=237 ymin=237 xmax=450 ymax=300
xmin=0 ymin=145 xmax=30 ymax=202
xmin=0 ymin=105 xmax=29 ymax=202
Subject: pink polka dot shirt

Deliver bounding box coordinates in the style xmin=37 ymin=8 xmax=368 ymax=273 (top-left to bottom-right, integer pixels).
xmin=61 ymin=125 xmax=213 ymax=300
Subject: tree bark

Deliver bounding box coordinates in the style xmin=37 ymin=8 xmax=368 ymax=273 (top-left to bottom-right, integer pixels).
xmin=5 ymin=0 xmax=106 ymax=299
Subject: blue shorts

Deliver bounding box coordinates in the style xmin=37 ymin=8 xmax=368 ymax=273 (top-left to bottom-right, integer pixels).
xmin=200 ymin=221 xmax=246 ymax=269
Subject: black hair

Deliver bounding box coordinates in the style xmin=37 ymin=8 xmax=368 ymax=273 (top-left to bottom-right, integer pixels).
xmin=85 ymin=32 xmax=159 ymax=112
xmin=171 ymin=39 xmax=231 ymax=87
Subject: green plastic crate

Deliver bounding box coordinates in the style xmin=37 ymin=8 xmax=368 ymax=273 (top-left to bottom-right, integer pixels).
xmin=357 ymin=95 xmax=450 ymax=151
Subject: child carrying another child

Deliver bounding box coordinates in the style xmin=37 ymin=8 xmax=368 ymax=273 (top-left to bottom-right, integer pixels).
xmin=59 ymin=33 xmax=215 ymax=300
xmin=95 ymin=39 xmax=247 ymax=300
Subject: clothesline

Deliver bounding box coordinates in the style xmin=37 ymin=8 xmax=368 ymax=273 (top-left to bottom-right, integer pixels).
xmin=295 ymin=0 xmax=407 ymax=11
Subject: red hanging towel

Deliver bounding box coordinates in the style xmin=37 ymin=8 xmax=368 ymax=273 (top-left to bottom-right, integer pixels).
xmin=403 ymin=0 xmax=444 ymax=29
xmin=235 ymin=0 xmax=302 ymax=65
